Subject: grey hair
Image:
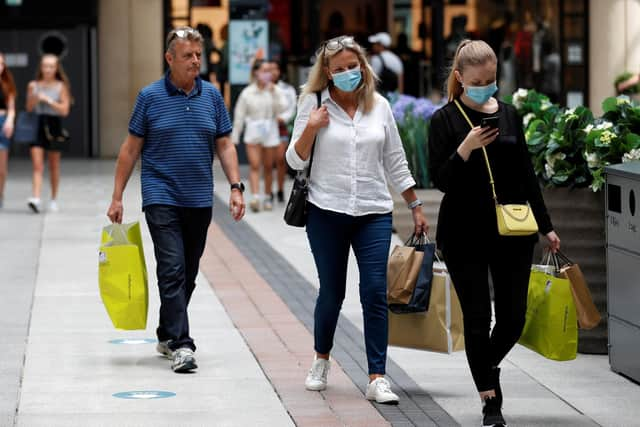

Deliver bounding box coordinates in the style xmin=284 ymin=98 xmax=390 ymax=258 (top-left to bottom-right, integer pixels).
xmin=166 ymin=26 xmax=204 ymax=55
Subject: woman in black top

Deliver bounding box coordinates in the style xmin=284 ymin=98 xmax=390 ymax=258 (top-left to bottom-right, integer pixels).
xmin=428 ymin=39 xmax=560 ymax=427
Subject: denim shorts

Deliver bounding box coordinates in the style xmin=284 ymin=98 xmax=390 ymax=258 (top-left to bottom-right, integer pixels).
xmin=0 ymin=115 xmax=10 ymax=150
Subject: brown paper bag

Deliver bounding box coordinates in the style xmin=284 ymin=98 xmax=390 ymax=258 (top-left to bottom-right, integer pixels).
xmin=388 ymin=264 xmax=465 ymax=353
xmin=387 ymin=245 xmax=424 ymax=305
xmin=560 ymin=263 xmax=601 ymax=330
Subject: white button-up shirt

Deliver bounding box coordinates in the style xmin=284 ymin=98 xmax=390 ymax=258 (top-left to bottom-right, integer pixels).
xmin=286 ymin=89 xmax=415 ymax=216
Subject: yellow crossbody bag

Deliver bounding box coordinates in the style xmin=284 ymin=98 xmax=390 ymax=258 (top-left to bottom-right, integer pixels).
xmin=454 ymin=100 xmax=538 ymax=236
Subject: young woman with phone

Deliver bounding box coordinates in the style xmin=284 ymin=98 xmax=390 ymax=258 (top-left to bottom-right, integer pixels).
xmin=428 ymin=39 xmax=561 ymax=427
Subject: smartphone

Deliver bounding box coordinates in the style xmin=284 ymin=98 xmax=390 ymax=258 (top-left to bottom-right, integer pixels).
xmin=480 ymin=115 xmax=500 ymax=129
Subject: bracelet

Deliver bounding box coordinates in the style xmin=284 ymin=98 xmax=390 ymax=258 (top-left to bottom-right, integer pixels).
xmin=408 ymin=199 xmax=423 ymax=209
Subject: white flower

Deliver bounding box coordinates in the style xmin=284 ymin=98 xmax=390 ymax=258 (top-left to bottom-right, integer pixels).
xmin=596 ymin=121 xmax=613 ymax=130
xmin=523 ymin=113 xmax=535 ymax=128
xmin=541 ymin=100 xmax=552 ymax=111
xmin=585 ymin=152 xmax=600 ymax=168
xmin=545 ymin=163 xmax=555 ymax=177
xmin=583 ymin=124 xmax=594 ymax=134
xmin=617 ymin=95 xmax=631 ymax=105
xmin=600 ymin=130 xmax=616 ymax=145
xmin=512 ymin=88 xmax=528 ymax=109
xmin=623 ymin=148 xmax=640 ymax=163
xmin=545 ymin=152 xmax=566 ymax=168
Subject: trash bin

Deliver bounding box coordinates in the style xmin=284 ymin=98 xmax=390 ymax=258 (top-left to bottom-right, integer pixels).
xmin=605 ymin=162 xmax=640 ymax=383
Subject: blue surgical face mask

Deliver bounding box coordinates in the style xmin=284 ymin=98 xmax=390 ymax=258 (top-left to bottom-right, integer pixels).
xmin=331 ymin=67 xmax=362 ymax=92
xmin=464 ymin=81 xmax=498 ymax=104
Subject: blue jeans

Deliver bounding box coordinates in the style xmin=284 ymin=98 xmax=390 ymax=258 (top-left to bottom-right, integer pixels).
xmin=306 ymin=204 xmax=392 ymax=375
xmin=145 ymin=204 xmax=212 ymax=351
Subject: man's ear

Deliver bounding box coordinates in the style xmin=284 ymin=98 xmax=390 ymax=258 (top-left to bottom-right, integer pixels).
xmin=165 ymin=51 xmax=173 ymax=66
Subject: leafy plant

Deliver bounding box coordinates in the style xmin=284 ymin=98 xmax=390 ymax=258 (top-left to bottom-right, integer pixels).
xmin=614 ymin=72 xmax=640 ymax=95
xmin=390 ymin=94 xmax=442 ymax=188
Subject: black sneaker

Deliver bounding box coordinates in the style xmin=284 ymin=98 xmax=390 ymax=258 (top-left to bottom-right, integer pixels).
xmin=277 ymin=190 xmax=285 ymax=203
xmin=482 ymin=396 xmax=506 ymax=427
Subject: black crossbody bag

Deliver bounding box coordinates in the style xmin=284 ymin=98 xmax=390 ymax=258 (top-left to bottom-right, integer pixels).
xmin=283 ymin=91 xmax=321 ymax=227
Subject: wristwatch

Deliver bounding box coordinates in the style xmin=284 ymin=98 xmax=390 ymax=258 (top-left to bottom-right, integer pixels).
xmin=230 ymin=182 xmax=245 ymax=193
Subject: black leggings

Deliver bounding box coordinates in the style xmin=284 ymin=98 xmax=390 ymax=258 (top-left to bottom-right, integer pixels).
xmin=444 ymin=239 xmax=534 ymax=392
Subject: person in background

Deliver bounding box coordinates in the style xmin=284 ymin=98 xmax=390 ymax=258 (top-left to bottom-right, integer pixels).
xmin=394 ymin=33 xmax=421 ymax=97
xmin=25 ymin=54 xmax=71 ymax=213
xmin=107 ymin=26 xmax=245 ymax=373
xmin=368 ymin=32 xmax=404 ymax=94
xmin=0 ymin=52 xmax=16 ymax=209
xmin=268 ymin=59 xmax=297 ymax=203
xmin=232 ymin=59 xmax=286 ymax=212
xmin=286 ymin=35 xmax=427 ymax=404
xmin=428 ymin=39 xmax=560 ymax=427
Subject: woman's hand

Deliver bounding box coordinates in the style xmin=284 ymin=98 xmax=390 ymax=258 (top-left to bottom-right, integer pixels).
xmin=457 ymin=126 xmax=499 ymax=161
xmin=545 ymin=230 xmax=561 ymax=253
xmin=307 ymin=105 xmax=329 ymax=131
xmin=411 ymin=206 xmax=429 ymax=236
xmin=2 ymin=120 xmax=13 ymax=139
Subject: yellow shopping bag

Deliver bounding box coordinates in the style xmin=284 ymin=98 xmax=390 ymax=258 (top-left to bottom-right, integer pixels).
xmin=98 ymin=222 xmax=148 ymax=330
xmin=518 ymin=269 xmax=577 ymax=361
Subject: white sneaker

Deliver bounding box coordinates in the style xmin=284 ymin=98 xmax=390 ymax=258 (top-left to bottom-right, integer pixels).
xmin=366 ymin=377 xmax=399 ymax=404
xmin=305 ymin=357 xmax=330 ymax=391
xmin=49 ymin=200 xmax=59 ymax=213
xmin=28 ymin=197 xmax=41 ymax=213
xmin=171 ymin=347 xmax=197 ymax=373
xmin=156 ymin=340 xmax=173 ymax=359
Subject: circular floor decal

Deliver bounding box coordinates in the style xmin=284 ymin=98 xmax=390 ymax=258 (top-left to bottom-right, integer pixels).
xmin=113 ymin=391 xmax=175 ymax=400
xmin=109 ymin=338 xmax=157 ymax=345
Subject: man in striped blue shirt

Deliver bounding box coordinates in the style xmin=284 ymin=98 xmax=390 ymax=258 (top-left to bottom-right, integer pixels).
xmin=107 ymin=26 xmax=245 ymax=373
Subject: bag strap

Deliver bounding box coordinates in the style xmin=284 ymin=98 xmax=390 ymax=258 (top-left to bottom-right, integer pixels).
xmin=453 ymin=99 xmax=498 ymax=204
xmin=305 ymin=91 xmax=322 ymax=178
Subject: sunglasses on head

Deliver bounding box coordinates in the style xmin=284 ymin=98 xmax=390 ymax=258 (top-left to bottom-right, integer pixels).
xmin=167 ymin=28 xmax=198 ymax=46
xmin=317 ymin=36 xmax=356 ymax=56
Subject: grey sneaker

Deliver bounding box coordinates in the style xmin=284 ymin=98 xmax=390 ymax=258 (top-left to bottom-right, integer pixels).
xmin=156 ymin=340 xmax=173 ymax=359
xmin=172 ymin=348 xmax=197 ymax=373
xmin=305 ymin=357 xmax=330 ymax=391
xmin=263 ymin=194 xmax=274 ymax=211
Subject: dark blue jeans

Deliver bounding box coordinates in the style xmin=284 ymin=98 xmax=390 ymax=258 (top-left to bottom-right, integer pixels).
xmin=145 ymin=204 xmax=212 ymax=352
xmin=306 ymin=204 xmax=392 ymax=375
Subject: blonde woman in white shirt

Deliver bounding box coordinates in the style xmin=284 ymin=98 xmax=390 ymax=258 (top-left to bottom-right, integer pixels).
xmin=232 ymin=59 xmax=286 ymax=212
xmin=286 ymin=35 xmax=428 ymax=404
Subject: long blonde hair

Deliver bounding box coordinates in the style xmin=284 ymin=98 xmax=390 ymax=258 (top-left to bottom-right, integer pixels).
xmin=36 ymin=54 xmax=72 ymax=95
xmin=446 ymin=39 xmax=497 ymax=101
xmin=301 ymin=36 xmax=377 ymax=113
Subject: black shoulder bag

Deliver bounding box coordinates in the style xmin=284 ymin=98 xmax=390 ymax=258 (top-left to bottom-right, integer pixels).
xmin=283 ymin=91 xmax=321 ymax=227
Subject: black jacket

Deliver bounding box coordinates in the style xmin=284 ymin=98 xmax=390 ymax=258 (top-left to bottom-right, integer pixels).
xmin=428 ymin=99 xmax=553 ymax=251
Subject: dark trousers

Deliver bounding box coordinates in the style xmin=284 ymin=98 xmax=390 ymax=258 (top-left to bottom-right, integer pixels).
xmin=306 ymin=204 xmax=392 ymax=375
xmin=145 ymin=204 xmax=212 ymax=352
xmin=443 ymin=238 xmax=534 ymax=392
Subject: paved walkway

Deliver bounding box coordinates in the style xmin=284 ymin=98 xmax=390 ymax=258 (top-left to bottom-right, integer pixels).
xmin=0 ymin=158 xmax=639 ymax=427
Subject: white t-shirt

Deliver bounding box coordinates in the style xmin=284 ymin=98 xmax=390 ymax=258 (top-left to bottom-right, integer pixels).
xmin=286 ymin=88 xmax=415 ymax=216
xmin=370 ymin=51 xmax=404 ymax=77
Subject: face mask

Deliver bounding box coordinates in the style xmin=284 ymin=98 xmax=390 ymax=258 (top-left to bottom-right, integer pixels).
xmin=464 ymin=81 xmax=498 ymax=104
xmin=257 ymin=71 xmax=273 ymax=84
xmin=331 ymin=67 xmax=362 ymax=92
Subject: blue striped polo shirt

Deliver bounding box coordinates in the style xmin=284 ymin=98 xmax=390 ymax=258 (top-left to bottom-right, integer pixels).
xmin=128 ymin=73 xmax=232 ymax=209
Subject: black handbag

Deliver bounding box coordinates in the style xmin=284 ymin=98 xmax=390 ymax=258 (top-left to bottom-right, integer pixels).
xmin=42 ymin=115 xmax=70 ymax=144
xmin=283 ymin=91 xmax=321 ymax=227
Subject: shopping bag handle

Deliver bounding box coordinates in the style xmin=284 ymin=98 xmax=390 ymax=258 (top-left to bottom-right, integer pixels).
xmin=540 ymin=249 xmax=561 ymax=273
xmin=109 ymin=223 xmax=130 ymax=245
xmin=554 ymin=249 xmax=574 ymax=266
